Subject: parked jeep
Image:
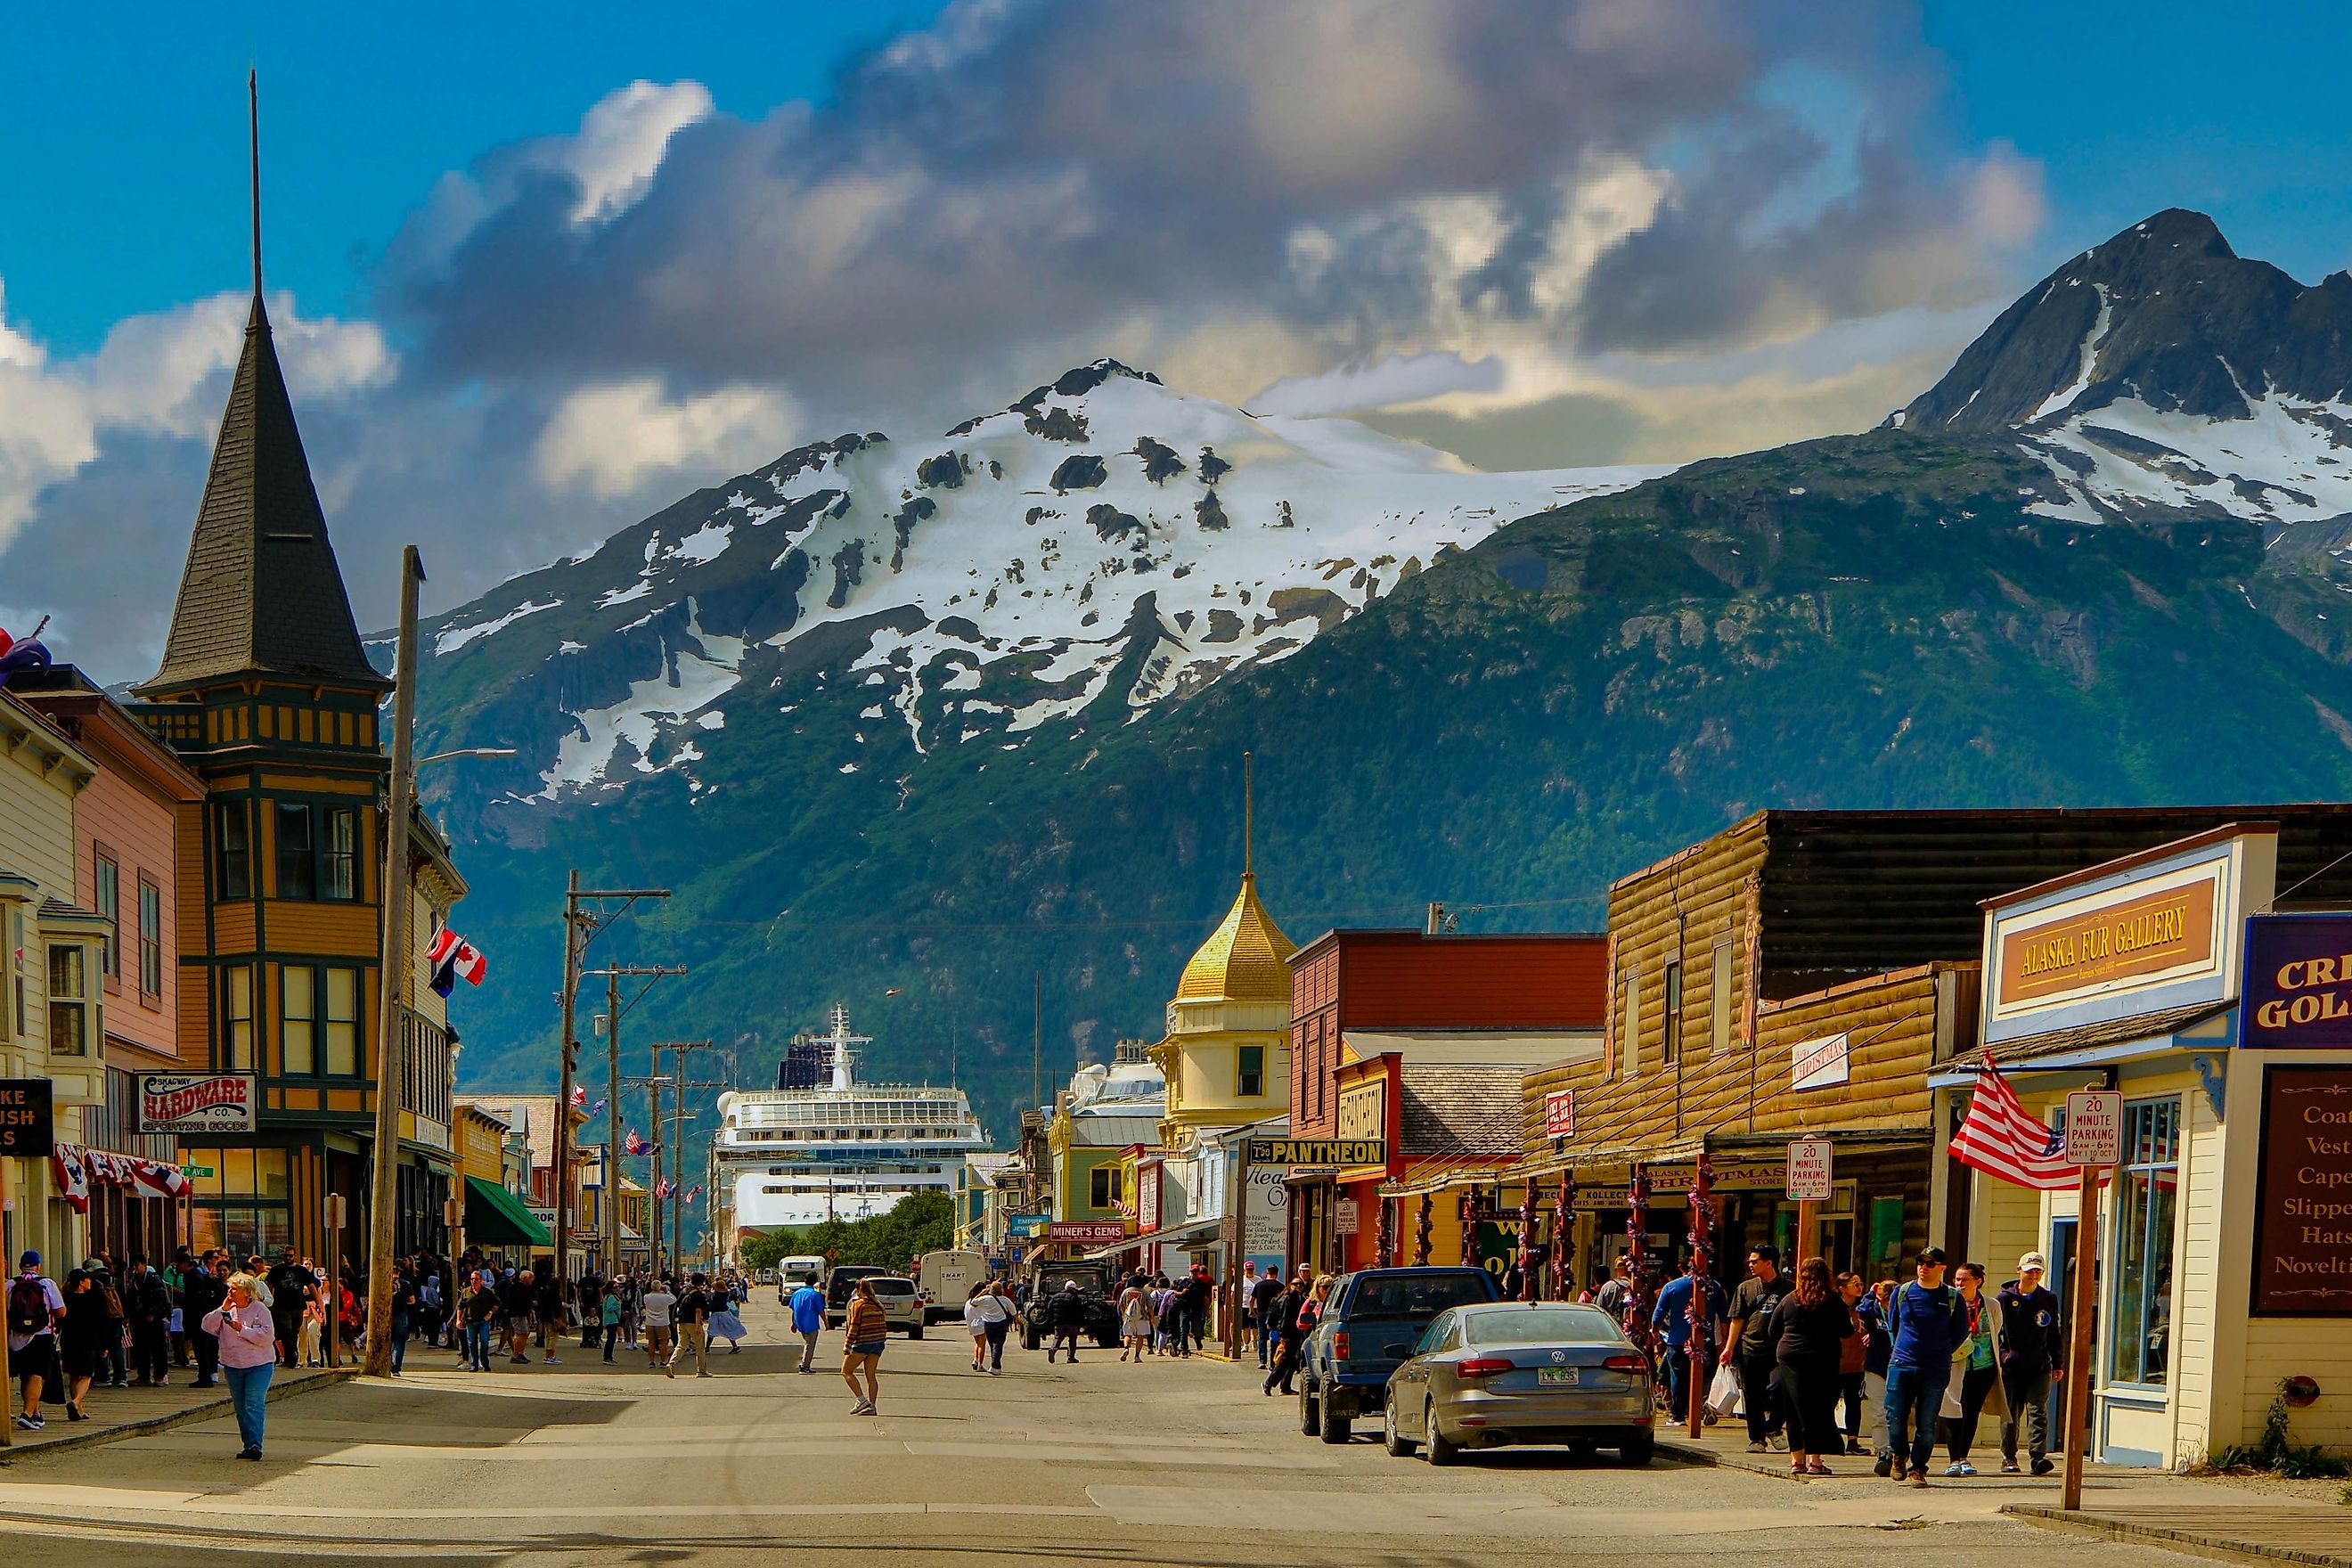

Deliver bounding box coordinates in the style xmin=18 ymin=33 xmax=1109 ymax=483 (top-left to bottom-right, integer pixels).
xmin=1019 ymin=1260 xmax=1122 ymax=1351
xmin=1298 ymin=1266 xmax=1504 ymax=1442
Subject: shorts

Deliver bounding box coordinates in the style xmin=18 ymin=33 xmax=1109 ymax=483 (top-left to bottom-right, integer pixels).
xmin=846 ymin=1340 xmax=886 ymax=1358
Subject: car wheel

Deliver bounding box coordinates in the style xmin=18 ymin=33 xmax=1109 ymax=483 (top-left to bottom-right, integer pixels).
xmin=1319 ymin=1401 xmax=1352 ymax=1444
xmin=1423 ymin=1402 xmax=1460 ymax=1466
xmin=1383 ymin=1392 xmax=1417 ymax=1458
xmin=1619 ymin=1432 xmax=1655 ymax=1466
xmin=1300 ymin=1391 xmax=1321 ymax=1437
xmin=909 ymin=1324 xmax=924 ymax=1340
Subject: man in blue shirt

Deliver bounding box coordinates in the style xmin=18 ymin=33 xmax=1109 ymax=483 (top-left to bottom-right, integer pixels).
xmin=788 ymin=1280 xmax=826 ymax=1375
xmin=1651 ymin=1253 xmax=1728 ymax=1425
xmin=1882 ymin=1246 xmax=1966 ymax=1486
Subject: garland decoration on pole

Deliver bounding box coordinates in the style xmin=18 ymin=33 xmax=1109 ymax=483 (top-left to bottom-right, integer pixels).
xmin=1686 ymin=1147 xmax=1715 ymax=1436
xmin=1622 ymin=1162 xmax=1654 ymax=1356
xmin=1376 ymin=1194 xmax=1395 ymax=1268
xmin=1552 ymin=1170 xmax=1575 ymax=1302
xmin=1414 ymin=1192 xmax=1433 ymax=1265
xmin=1516 ymin=1178 xmax=1539 ymax=1302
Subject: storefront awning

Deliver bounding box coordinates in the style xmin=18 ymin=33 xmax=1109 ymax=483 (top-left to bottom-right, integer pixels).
xmin=1081 ymin=1217 xmax=1220 ymax=1261
xmin=1403 ymin=1128 xmax=1934 ymax=1192
xmin=463 ymin=1176 xmax=551 ymax=1246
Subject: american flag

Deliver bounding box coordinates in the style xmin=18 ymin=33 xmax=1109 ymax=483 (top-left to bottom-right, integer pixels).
xmin=655 ymin=1178 xmax=675 ymax=1199
xmin=625 ymin=1129 xmax=660 ymax=1156
xmin=568 ymin=1085 xmax=587 ymax=1107
xmin=685 ymin=1185 xmax=704 ymax=1202
xmin=1949 ymin=1056 xmax=2077 ymax=1190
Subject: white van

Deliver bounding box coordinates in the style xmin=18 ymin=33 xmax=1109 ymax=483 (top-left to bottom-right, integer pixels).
xmin=915 ymin=1249 xmax=988 ymax=1323
xmin=780 ymin=1254 xmax=824 ymax=1288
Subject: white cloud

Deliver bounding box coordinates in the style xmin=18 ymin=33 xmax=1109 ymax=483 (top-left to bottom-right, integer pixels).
xmin=563 ymin=80 xmax=716 ymax=225
xmin=0 ymin=282 xmax=391 ymax=547
xmin=1250 ymin=350 xmax=1504 ymax=417
xmin=533 ymin=378 xmax=798 ymax=497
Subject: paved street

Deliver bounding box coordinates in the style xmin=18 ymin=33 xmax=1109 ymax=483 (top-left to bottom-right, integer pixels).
xmin=0 ymin=1300 xmax=2248 ymax=1568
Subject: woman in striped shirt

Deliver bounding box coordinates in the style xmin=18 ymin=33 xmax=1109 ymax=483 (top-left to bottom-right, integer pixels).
xmin=840 ymin=1280 xmax=888 ymax=1416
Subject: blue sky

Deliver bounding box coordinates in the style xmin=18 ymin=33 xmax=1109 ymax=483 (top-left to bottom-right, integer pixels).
xmin=5 ymin=2 xmax=2351 ymax=682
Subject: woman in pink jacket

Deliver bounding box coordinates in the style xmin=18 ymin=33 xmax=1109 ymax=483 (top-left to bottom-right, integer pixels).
xmin=202 ymin=1273 xmax=277 ymax=1460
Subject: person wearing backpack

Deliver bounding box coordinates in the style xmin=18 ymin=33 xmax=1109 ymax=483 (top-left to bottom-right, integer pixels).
xmin=1880 ymin=1246 xmax=1967 ymax=1487
xmin=10 ymin=1251 xmax=67 ymax=1431
xmin=124 ymin=1260 xmax=173 ymax=1387
xmin=183 ymin=1251 xmax=230 ymax=1389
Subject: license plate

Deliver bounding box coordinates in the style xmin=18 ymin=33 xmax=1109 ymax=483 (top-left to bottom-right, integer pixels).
xmin=1538 ymin=1367 xmax=1580 ymax=1386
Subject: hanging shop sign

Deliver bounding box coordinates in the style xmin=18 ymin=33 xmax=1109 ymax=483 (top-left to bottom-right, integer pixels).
xmin=1543 ymin=1089 xmax=1576 ymax=1141
xmin=2243 ymin=915 xmax=2352 ymax=1049
xmin=1247 ymin=1138 xmax=1386 ymax=1168
xmin=1045 ymin=1221 xmax=1132 ymax=1244
xmin=1791 ymin=1033 xmax=1850 ymax=1093
xmin=1004 ymin=1213 xmax=1049 ymax=1238
xmin=0 ymin=1078 xmax=53 ymax=1156
xmin=1784 ymin=1139 xmax=1834 ymax=1202
xmin=2250 ymin=1064 xmax=2352 ymax=1315
xmin=138 ymin=1072 xmax=257 ymax=1133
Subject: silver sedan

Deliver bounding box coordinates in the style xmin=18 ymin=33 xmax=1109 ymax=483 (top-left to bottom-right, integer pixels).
xmin=1381 ymin=1303 xmax=1655 ymax=1466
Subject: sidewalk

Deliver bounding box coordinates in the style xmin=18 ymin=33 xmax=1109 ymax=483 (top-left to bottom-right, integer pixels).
xmin=2005 ymin=1502 xmax=2352 ymax=1568
xmin=1654 ymin=1413 xmax=2145 ymax=1486
xmin=3 ymin=1364 xmax=346 ymax=1463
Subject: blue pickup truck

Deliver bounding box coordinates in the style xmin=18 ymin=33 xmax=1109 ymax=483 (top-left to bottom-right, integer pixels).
xmin=1298 ymin=1266 xmax=1502 ymax=1443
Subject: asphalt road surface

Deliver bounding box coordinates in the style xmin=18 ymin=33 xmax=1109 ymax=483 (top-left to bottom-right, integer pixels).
xmin=0 ymin=1297 xmax=2217 ymax=1567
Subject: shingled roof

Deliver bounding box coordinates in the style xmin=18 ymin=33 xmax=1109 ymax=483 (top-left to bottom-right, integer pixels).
xmin=140 ymin=293 xmax=386 ymax=695
xmin=1399 ymin=1064 xmax=1529 ymax=1157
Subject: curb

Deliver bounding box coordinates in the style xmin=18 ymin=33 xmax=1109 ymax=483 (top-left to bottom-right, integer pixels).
xmin=1655 ymin=1435 xmax=1792 ymax=1477
xmin=2003 ymin=1506 xmax=2349 ymax=1568
xmin=0 ymin=1368 xmax=355 ymax=1466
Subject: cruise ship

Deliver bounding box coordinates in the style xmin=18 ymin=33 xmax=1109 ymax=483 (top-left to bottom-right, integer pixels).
xmin=714 ymin=1007 xmax=989 ymax=1246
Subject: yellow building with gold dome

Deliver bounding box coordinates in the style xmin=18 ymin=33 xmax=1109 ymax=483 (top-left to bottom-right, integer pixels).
xmin=1150 ymin=869 xmax=1295 ymax=1148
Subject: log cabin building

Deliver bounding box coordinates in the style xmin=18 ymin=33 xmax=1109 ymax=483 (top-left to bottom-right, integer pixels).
xmin=1504 ymin=806 xmax=2352 ymax=1305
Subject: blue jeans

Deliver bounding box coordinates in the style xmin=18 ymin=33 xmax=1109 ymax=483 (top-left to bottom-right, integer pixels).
xmin=1883 ymin=1363 xmax=1949 ymax=1472
xmin=391 ymin=1318 xmax=410 ymax=1373
xmin=465 ymin=1321 xmax=493 ymax=1369
xmin=225 ymin=1360 xmax=273 ymax=1455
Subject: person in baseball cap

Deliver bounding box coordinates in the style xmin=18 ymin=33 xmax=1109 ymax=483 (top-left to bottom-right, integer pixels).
xmin=1996 ymin=1251 xmax=2062 ymax=1474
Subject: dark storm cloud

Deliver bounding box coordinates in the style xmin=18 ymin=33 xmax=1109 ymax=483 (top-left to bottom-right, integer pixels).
xmin=383 ymin=0 xmax=2017 ymax=406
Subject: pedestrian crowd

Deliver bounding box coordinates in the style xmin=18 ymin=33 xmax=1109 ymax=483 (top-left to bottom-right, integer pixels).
xmin=1626 ymin=1242 xmax=2063 ymax=1485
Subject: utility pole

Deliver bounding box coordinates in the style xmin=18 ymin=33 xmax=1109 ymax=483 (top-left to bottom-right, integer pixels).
xmin=1032 ymin=971 xmax=1042 ymax=1111
xmin=556 ymin=889 xmax=670 ymax=1279
xmin=363 ymin=545 xmax=421 ymax=1379
xmin=584 ymin=960 xmax=683 ymax=1269
xmin=657 ymin=1041 xmax=727 ymax=1270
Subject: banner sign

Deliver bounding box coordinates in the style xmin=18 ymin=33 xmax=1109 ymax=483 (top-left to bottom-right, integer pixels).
xmin=1791 ymin=1033 xmax=1850 ymax=1093
xmin=0 ymin=1078 xmax=53 ymax=1156
xmin=1543 ymin=1090 xmax=1575 ymax=1140
xmin=1247 ymin=1138 xmax=1385 ymax=1168
xmin=1045 ymin=1221 xmax=1131 ymax=1244
xmin=2251 ymin=1064 xmax=2352 ymax=1314
xmin=2244 ymin=915 xmax=2352 ymax=1049
xmin=139 ymin=1073 xmax=257 ymax=1133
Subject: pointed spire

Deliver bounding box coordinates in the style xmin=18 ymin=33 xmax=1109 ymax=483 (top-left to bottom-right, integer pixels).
xmin=249 ymin=69 xmax=263 ymax=303
xmin=1242 ymin=749 xmax=1254 ymax=878
xmin=138 ymin=75 xmax=386 ymax=698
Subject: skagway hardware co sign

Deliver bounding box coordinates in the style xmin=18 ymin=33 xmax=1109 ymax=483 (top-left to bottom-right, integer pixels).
xmin=138 ymin=1072 xmax=258 ymax=1133
xmin=0 ymin=1078 xmax=53 ymax=1156
xmin=2252 ymin=1064 xmax=2352 ymax=1315
xmin=1248 ymin=1138 xmax=1387 ymax=1168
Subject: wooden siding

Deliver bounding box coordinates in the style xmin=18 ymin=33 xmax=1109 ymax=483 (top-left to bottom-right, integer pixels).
xmin=70 ymin=766 xmax=182 ymax=1057
xmin=265 ymin=900 xmax=376 ymax=955
xmin=1324 ymin=934 xmax=1609 ymax=1029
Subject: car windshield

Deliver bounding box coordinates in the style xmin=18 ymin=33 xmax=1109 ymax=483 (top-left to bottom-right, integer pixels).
xmin=1037 ymin=1270 xmax=1098 ymax=1293
xmin=1464 ymin=1306 xmax=1621 ymax=1346
xmin=1348 ymin=1274 xmax=1495 ymax=1319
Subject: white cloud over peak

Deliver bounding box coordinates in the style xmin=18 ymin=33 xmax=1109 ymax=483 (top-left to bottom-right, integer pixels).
xmin=534 ymin=378 xmax=798 ymax=498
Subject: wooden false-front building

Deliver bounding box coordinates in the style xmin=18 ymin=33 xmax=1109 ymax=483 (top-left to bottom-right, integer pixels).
xmin=1512 ymin=806 xmax=2352 ymax=1295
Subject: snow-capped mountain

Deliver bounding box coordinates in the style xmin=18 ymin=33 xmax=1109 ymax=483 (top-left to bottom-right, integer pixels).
xmin=1891 ymin=208 xmax=2352 ymax=528
xmin=416 ymin=360 xmax=1659 ymax=823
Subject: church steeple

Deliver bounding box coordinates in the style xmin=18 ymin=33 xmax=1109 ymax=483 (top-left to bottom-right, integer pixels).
xmin=139 ymin=73 xmax=385 ymax=697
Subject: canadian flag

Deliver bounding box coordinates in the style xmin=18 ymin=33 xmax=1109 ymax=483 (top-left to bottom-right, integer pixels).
xmin=426 ymin=926 xmax=487 ymax=997
xmin=53 ymin=1144 xmax=90 ymax=1213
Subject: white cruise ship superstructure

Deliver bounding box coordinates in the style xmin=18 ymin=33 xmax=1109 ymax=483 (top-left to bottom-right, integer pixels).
xmin=715 ymin=1007 xmax=988 ymax=1243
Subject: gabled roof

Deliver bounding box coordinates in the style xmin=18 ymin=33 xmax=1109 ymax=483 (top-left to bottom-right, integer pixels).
xmin=141 ymin=294 xmax=386 ymax=695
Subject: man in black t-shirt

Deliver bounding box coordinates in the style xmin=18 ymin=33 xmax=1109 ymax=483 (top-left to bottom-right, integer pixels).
xmin=1721 ymin=1245 xmax=1792 ymax=1450
xmin=1248 ymin=1270 xmax=1284 ymax=1368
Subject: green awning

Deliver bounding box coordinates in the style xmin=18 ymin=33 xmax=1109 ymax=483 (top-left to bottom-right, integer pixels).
xmin=464 ymin=1176 xmax=551 ymax=1247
